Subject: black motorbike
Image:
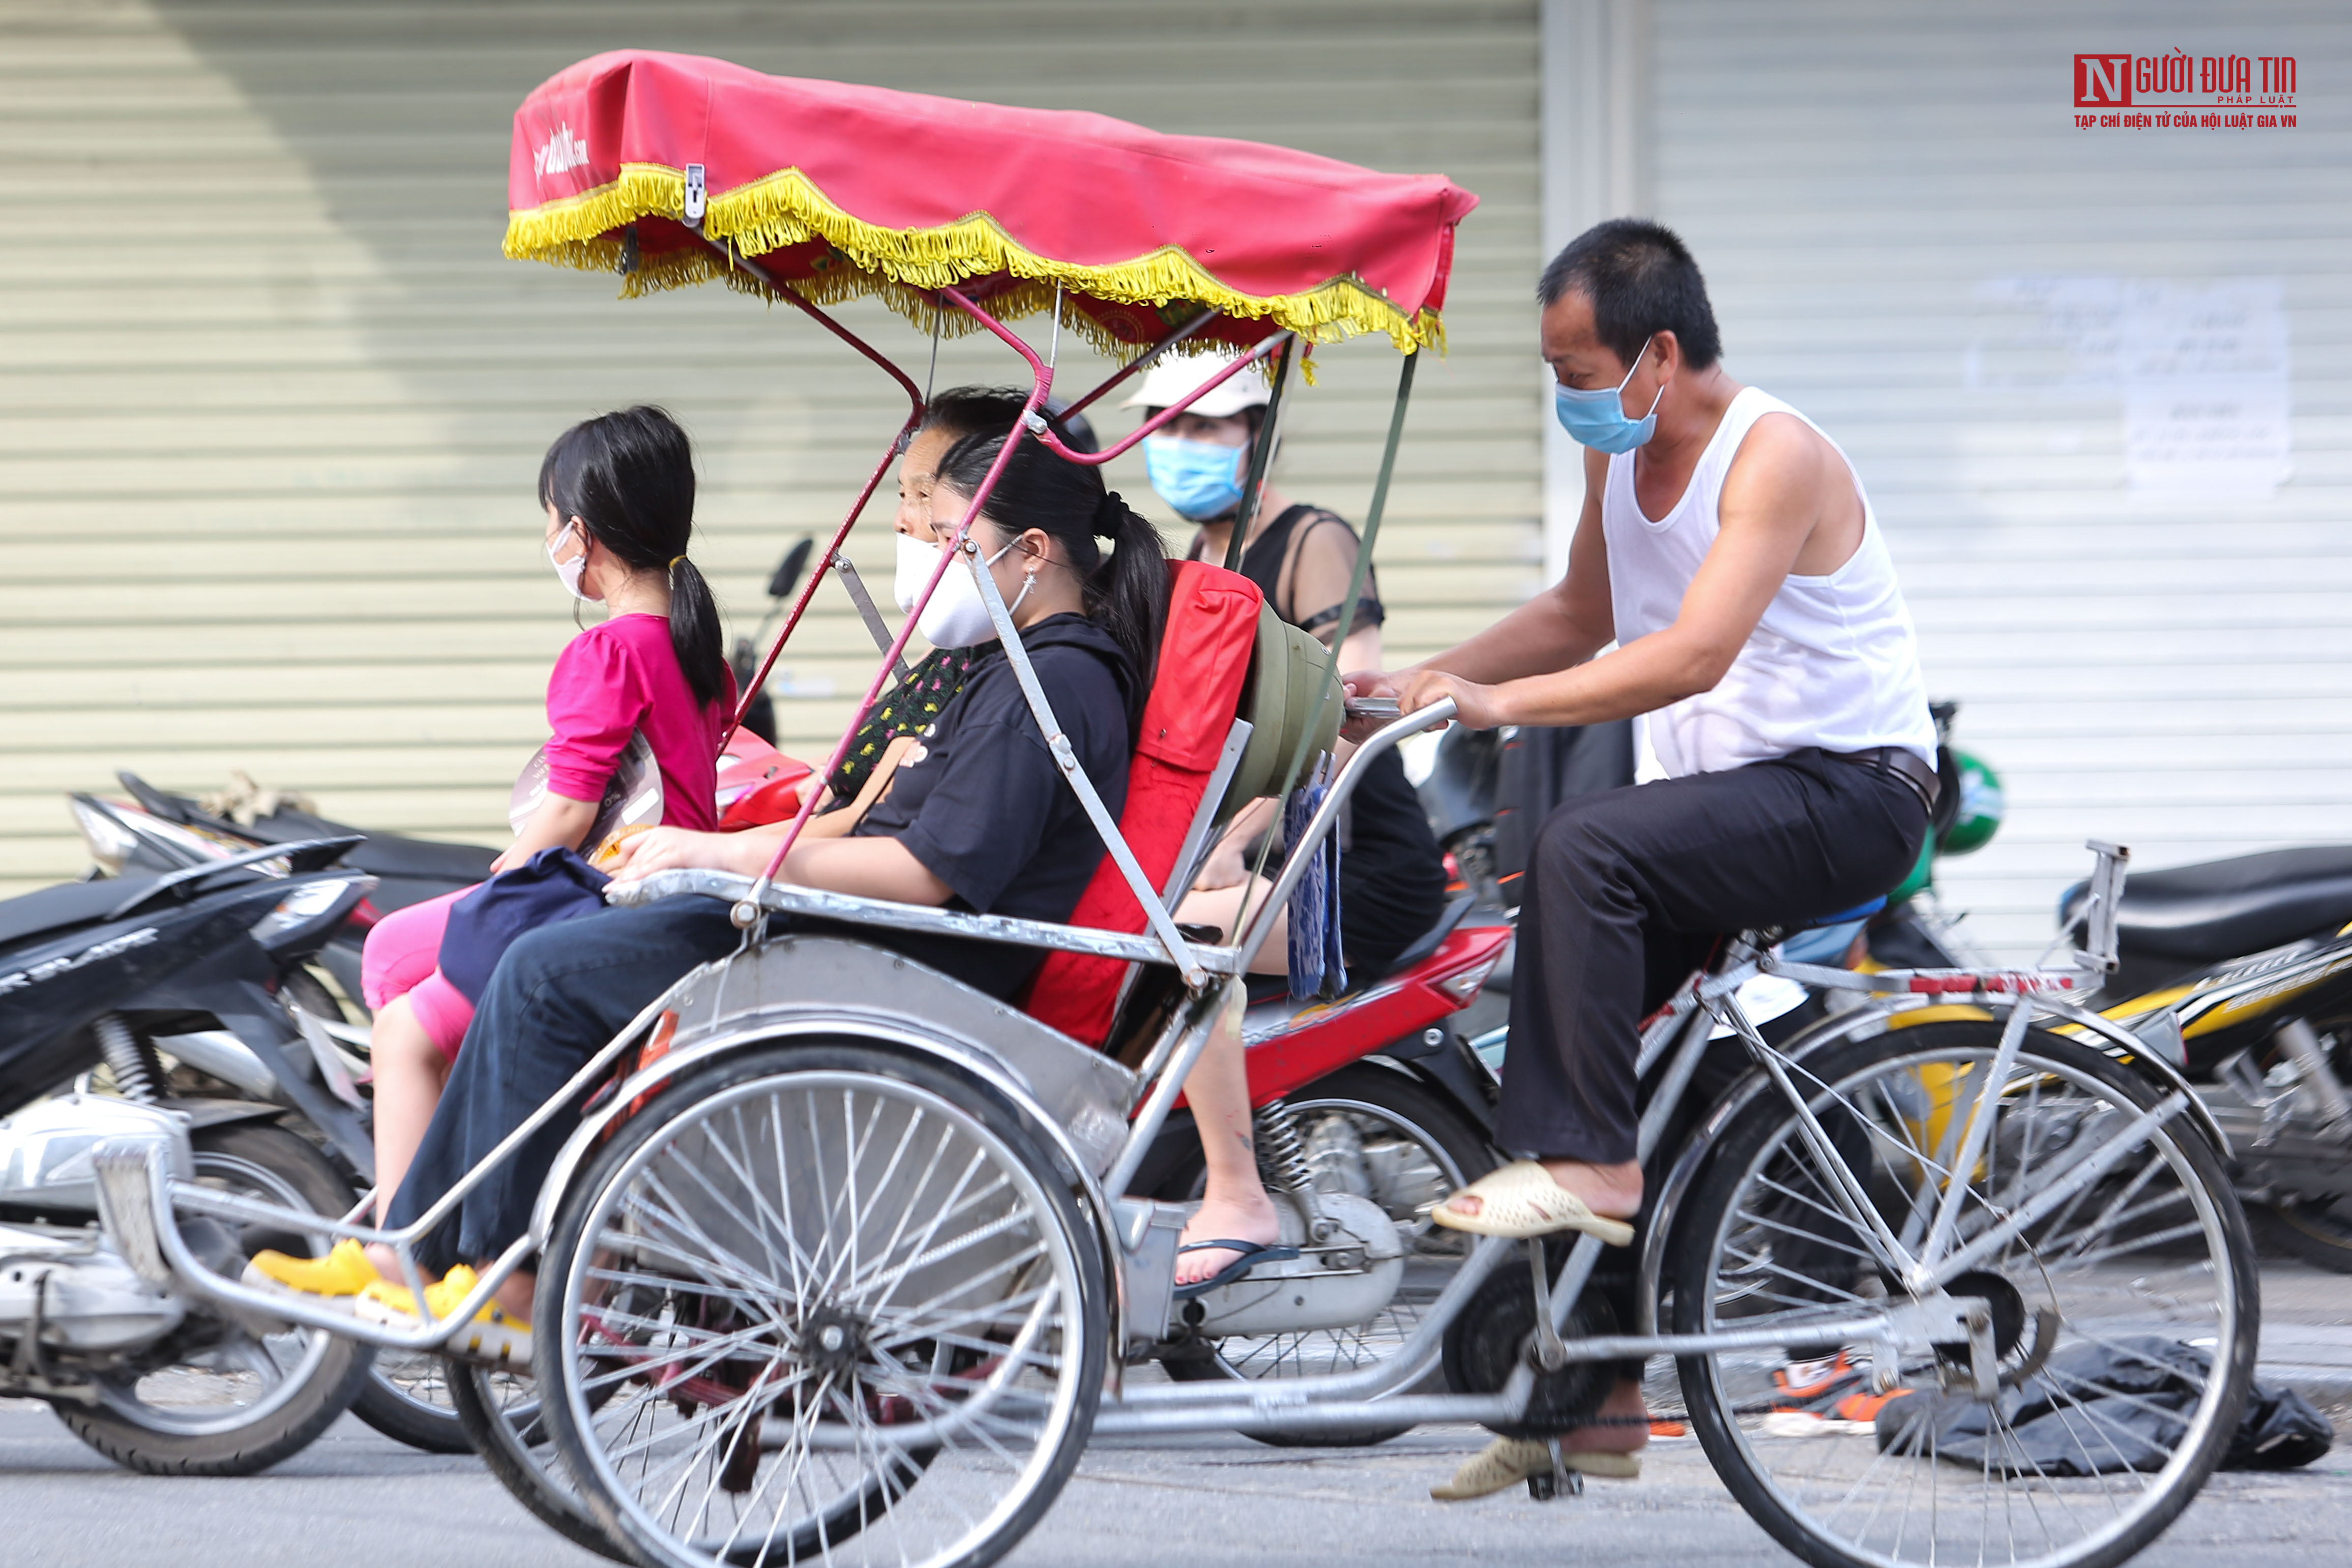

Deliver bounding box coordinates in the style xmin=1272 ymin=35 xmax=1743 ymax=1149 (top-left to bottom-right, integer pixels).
xmin=0 ymin=840 xmax=379 ymax=1473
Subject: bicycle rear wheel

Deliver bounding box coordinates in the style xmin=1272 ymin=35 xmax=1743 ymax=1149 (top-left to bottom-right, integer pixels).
xmin=448 ymin=1361 xmax=629 ymax=1561
xmin=1670 ymin=1020 xmax=2257 ymax=1568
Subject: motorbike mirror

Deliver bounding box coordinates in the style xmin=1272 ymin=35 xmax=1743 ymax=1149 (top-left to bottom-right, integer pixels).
xmin=768 ymin=538 xmax=813 ymax=602
xmin=116 ymin=770 xmax=190 ymax=824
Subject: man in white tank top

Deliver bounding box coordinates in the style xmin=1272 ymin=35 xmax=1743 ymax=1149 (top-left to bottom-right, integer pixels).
xmin=1351 ymin=221 xmax=1937 ymax=1480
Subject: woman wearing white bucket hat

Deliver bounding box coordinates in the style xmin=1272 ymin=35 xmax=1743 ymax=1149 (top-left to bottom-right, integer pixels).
xmin=1126 ymin=350 xmax=1451 ymax=1286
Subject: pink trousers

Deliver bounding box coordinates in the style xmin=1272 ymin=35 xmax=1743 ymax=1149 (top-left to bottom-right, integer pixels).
xmin=360 ymin=889 xmax=478 ymax=1063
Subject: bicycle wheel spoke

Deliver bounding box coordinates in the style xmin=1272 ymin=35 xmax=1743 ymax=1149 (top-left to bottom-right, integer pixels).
xmin=545 ymin=1059 xmax=1096 ymax=1568
xmin=1679 ymin=1023 xmax=2252 ymax=1568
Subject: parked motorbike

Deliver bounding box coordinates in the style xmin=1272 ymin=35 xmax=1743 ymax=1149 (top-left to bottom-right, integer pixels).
xmin=0 ymin=840 xmax=378 ymax=1472
xmin=2051 ymin=854 xmax=2352 ymax=1271
xmin=71 ymin=777 xmax=493 ymax=1037
xmin=64 ymin=783 xmax=512 ymax=1451
xmin=1859 ymin=703 xmax=2352 ymax=1273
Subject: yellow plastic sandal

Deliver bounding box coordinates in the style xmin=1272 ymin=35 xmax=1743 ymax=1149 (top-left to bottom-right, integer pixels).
xmin=355 ymin=1264 xmax=534 ymax=1365
xmin=242 ymin=1238 xmax=379 ymax=1298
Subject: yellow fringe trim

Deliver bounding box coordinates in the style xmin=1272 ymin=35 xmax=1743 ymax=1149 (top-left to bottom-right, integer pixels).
xmin=506 ymin=162 xmax=1445 ymax=357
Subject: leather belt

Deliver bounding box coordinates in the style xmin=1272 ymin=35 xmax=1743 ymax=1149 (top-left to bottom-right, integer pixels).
xmin=1825 ymin=746 xmax=1939 ymax=817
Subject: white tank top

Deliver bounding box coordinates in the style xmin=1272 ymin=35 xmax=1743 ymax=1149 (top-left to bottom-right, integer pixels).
xmin=1602 ymin=387 xmax=1934 ymax=777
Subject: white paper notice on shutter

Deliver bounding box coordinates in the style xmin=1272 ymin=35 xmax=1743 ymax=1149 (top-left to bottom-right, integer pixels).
xmin=1968 ymin=275 xmax=2292 ymax=496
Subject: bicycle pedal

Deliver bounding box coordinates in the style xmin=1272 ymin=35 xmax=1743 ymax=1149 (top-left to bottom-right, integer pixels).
xmin=1525 ymin=1438 xmax=1583 ymax=1500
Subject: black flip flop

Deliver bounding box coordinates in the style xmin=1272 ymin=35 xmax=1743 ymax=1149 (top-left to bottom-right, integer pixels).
xmin=1170 ymin=1238 xmax=1301 ymax=1300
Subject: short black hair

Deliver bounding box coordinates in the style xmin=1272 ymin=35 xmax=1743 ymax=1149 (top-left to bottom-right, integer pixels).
xmin=1537 ymin=218 xmax=1722 ymax=371
xmin=920 ymin=385 xmax=1028 ymax=442
xmin=918 ymin=384 xmax=1100 ymax=454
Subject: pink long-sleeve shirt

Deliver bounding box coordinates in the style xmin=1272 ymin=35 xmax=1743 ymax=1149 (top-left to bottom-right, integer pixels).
xmin=542 ymin=613 xmax=731 ymax=831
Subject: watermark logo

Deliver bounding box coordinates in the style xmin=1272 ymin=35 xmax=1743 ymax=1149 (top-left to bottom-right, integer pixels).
xmin=535 ymin=121 xmax=592 ymax=177
xmin=2076 ymin=54 xmax=2133 ymax=107
xmin=2072 ymin=51 xmax=2297 ymax=129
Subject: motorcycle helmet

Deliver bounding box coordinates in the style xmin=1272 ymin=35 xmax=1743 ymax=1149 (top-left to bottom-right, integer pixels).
xmin=1936 ymin=749 xmax=2004 ymax=856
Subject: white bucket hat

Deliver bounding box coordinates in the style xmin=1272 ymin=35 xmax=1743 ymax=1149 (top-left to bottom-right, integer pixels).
xmin=1120 ymin=347 xmax=1274 ymax=419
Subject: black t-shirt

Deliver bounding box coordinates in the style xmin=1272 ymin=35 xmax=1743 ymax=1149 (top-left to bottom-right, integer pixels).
xmin=841 ymin=613 xmax=1136 ymax=998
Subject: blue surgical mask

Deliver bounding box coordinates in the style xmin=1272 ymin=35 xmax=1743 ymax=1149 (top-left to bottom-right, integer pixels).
xmin=1142 ymin=434 xmax=1247 ymax=521
xmin=1551 ymin=335 xmax=1662 ymax=453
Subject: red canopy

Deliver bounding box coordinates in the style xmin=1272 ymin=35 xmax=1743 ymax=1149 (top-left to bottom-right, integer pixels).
xmin=505 ymin=51 xmax=1477 ymax=354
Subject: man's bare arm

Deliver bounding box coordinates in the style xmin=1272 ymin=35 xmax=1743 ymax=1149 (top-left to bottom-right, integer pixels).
xmin=1342 ymin=451 xmax=1615 ymax=728
xmin=1400 ymin=418 xmax=1830 ymax=729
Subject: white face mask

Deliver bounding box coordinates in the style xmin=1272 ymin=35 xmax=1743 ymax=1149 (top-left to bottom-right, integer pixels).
xmin=548 ymin=520 xmax=597 ymax=603
xmin=901 ymin=532 xmax=1032 ymax=648
xmin=891 ymin=531 xmax=934 ymax=615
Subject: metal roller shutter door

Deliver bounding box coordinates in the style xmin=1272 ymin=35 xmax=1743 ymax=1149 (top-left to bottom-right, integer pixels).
xmin=1646 ymin=1 xmax=2351 ymax=958
xmin=0 ymin=0 xmax=1544 ymax=895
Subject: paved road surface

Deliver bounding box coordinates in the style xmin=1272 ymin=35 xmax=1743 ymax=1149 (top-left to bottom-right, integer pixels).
xmin=2 ymin=1408 xmax=2347 ymax=1568
xmin=3 ymin=1261 xmax=2344 ymax=1568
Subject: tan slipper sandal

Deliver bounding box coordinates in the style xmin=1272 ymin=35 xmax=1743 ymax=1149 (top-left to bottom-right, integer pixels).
xmin=1430 ymin=1436 xmax=1642 ymax=1500
xmin=1429 ymin=1161 xmax=1637 ymax=1245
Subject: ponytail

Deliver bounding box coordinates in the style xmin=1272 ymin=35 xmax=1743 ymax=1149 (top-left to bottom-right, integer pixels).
xmin=538 ymin=406 xmax=730 ymax=711
xmin=1081 ymin=489 xmax=1169 ymax=694
xmin=933 ymin=432 xmax=1171 ymax=715
xmin=662 ymin=555 xmax=728 ymax=711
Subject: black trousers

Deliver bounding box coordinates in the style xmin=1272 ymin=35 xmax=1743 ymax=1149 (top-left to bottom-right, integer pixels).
xmin=1498 ymin=748 xmax=1928 ymax=1163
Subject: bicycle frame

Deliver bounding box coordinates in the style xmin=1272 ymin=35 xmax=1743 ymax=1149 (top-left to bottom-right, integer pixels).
xmin=95 ymin=866 xmax=2165 ymax=1455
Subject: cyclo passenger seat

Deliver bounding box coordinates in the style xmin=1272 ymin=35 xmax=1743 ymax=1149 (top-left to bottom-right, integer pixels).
xmin=1018 ymin=559 xmax=1340 ymax=1052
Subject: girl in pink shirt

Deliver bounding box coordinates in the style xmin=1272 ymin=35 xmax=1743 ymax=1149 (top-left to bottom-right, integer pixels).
xmin=356 ymin=406 xmax=732 ymax=1246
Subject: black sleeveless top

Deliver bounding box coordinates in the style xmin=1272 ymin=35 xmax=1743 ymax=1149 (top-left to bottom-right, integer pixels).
xmin=1201 ymin=505 xmax=1448 ymax=973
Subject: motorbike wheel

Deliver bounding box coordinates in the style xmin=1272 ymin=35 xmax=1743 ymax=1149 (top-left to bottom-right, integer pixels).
xmin=1157 ymin=1063 xmax=1497 ymax=1447
xmin=349 ymin=1350 xmax=474 ymax=1453
xmin=2260 ymin=1196 xmax=2352 ymax=1273
xmin=447 ymin=1361 xmax=630 ymax=1561
xmin=51 ymin=1122 xmax=373 ymax=1475
xmin=1670 ymin=1022 xmax=2258 ymax=1568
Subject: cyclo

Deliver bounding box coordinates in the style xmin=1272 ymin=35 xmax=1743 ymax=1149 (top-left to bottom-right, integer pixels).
xmin=91 ymin=52 xmax=2256 ymax=1568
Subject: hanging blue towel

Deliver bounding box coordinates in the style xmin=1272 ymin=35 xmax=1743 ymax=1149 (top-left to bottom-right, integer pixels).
xmin=1284 ymin=775 xmax=1327 ymax=1000
xmin=1321 ymin=807 xmax=1347 ymax=997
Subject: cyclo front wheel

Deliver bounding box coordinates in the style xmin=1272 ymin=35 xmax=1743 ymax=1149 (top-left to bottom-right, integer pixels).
xmin=1669 ymin=1020 xmax=2257 ymax=1568
xmin=537 ymin=1041 xmax=1107 ymax=1568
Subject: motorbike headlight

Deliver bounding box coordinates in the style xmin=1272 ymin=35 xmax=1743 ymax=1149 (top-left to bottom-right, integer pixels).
xmin=250 ymin=877 xmax=364 ymax=949
xmin=71 ymin=797 xmax=139 ymax=875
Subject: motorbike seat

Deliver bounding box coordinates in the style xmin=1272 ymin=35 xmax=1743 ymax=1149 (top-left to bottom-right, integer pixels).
xmin=244 ymin=808 xmax=497 ymax=881
xmin=1808 ymin=896 xmax=1887 ymax=928
xmin=1372 ymin=892 xmax=1476 ymax=979
xmin=2062 ymin=844 xmax=2352 ymax=964
xmin=0 ymin=875 xmax=158 ymax=949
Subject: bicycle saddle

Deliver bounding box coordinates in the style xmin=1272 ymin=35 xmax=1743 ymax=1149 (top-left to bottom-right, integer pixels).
xmin=2062 ymin=844 xmax=2352 ymax=964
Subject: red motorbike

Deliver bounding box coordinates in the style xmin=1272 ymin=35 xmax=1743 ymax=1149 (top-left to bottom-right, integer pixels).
xmin=1126 ymin=897 xmax=1511 ymax=1441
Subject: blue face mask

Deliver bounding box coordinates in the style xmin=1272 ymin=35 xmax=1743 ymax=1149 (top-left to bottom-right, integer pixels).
xmin=1142 ymin=434 xmax=1247 ymax=521
xmin=1551 ymin=335 xmax=1662 ymax=454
